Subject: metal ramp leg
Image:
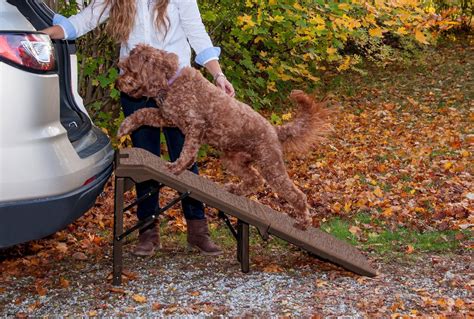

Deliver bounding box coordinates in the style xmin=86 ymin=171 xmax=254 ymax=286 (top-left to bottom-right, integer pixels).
xmin=113 ymin=177 xmax=125 ymax=286
xmin=219 ymin=211 xmax=250 ymax=273
xmin=112 ymin=177 xmax=190 ymax=286
xmin=237 ymin=220 xmax=250 ymax=273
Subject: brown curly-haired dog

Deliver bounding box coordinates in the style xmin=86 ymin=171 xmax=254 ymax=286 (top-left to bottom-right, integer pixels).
xmin=117 ymin=44 xmax=332 ymax=229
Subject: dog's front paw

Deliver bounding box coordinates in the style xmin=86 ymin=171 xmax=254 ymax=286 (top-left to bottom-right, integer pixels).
xmin=293 ymin=214 xmax=312 ymax=231
xmin=117 ymin=121 xmax=132 ymax=138
xmin=165 ymin=162 xmax=186 ymax=175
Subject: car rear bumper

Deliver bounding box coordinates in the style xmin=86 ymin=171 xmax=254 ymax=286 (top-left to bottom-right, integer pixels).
xmin=0 ymin=163 xmax=113 ymax=248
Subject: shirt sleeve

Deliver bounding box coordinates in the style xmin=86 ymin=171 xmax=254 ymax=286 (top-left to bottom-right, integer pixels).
xmin=177 ymin=0 xmax=221 ymax=66
xmin=53 ymin=0 xmax=110 ymax=40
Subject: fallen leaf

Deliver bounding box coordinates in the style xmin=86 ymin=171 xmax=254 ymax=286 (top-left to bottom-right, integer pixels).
xmin=59 ymin=278 xmax=70 ymax=289
xmin=72 ymin=252 xmax=88 ymax=261
xmin=454 ymin=298 xmax=465 ymax=309
xmin=348 ymin=225 xmax=361 ymax=236
xmin=373 ymin=187 xmax=383 ymax=198
xmin=263 ymin=264 xmax=283 ymax=273
xmin=56 ymin=243 xmax=68 ymax=254
xmin=152 ymin=303 xmax=163 ymax=311
xmin=132 ymin=294 xmax=147 ymax=303
xmin=35 ymin=282 xmax=47 ymax=296
xmin=109 ymin=287 xmax=126 ymax=294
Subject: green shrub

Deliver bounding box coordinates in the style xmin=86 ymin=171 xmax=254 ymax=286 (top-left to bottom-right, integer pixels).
xmin=200 ymin=0 xmax=460 ymax=110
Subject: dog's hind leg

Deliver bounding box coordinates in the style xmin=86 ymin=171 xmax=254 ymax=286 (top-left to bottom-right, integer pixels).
xmin=222 ymin=152 xmax=264 ymax=196
xmin=256 ymin=151 xmax=312 ymax=230
xmin=117 ymin=108 xmax=171 ymax=137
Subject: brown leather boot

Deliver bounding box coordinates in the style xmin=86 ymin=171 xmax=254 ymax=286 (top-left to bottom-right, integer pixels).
xmin=186 ymin=219 xmax=222 ymax=256
xmin=132 ymin=224 xmax=161 ymax=257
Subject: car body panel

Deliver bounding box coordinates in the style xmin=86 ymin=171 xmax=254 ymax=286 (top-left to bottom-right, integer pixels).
xmin=0 ymin=163 xmax=113 ymax=248
xmin=0 ymin=1 xmax=35 ymax=31
xmin=0 ymin=62 xmax=114 ymax=201
xmin=0 ymin=0 xmax=115 ymax=247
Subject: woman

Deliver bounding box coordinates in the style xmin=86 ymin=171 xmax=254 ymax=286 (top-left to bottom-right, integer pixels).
xmin=42 ymin=0 xmax=234 ymax=257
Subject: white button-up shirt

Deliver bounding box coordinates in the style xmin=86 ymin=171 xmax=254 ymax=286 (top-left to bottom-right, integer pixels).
xmin=53 ymin=0 xmax=220 ymax=68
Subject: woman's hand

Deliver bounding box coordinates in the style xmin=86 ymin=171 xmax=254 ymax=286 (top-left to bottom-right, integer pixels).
xmin=40 ymin=25 xmax=65 ymax=40
xmin=204 ymin=60 xmax=235 ymax=97
xmin=215 ymin=76 xmax=235 ymax=97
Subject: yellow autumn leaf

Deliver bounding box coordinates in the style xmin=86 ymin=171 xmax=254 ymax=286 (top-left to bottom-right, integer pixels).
xmin=327 ymin=47 xmax=337 ymax=55
xmin=344 ymin=202 xmax=352 ymax=213
xmin=415 ymin=30 xmax=428 ymax=44
xmin=460 ymin=150 xmax=470 ymax=157
xmin=237 ymin=15 xmax=256 ymax=29
xmin=270 ymin=15 xmax=285 ymax=23
xmin=396 ymin=27 xmax=408 ymax=35
xmin=369 ymin=27 xmax=383 ymax=37
xmin=315 ymin=24 xmax=326 ymax=31
xmin=310 ymin=15 xmax=325 ymax=25
xmin=338 ymin=3 xmax=351 ymax=10
xmin=266 ymin=81 xmax=277 ymax=92
xmin=119 ymin=135 xmax=129 ymax=144
xmin=373 ymin=187 xmax=383 ymax=198
xmin=383 ymin=207 xmax=393 ymax=217
xmin=293 ymin=2 xmax=304 ymax=11
xmin=443 ymin=161 xmax=453 ymax=170
xmin=281 ymin=112 xmax=292 ymax=121
xmin=426 ymin=6 xmax=436 ymax=14
xmin=337 ymin=56 xmax=352 ymax=71
xmin=384 ymin=20 xmax=397 ymax=26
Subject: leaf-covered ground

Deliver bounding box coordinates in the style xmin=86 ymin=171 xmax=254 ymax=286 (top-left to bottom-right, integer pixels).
xmin=0 ymin=39 xmax=472 ymax=317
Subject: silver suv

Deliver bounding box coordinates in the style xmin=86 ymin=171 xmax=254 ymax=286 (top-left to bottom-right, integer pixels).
xmin=0 ymin=0 xmax=114 ymax=247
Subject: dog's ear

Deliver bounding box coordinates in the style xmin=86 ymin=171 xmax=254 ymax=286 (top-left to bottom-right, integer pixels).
xmin=165 ymin=52 xmax=179 ymax=72
xmin=138 ymin=50 xmax=169 ymax=97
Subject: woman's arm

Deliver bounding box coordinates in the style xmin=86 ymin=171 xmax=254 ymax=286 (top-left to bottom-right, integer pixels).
xmin=41 ymin=0 xmax=110 ymax=40
xmin=177 ymin=0 xmax=234 ymax=97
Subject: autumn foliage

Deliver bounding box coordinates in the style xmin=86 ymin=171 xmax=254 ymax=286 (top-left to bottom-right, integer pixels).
xmin=200 ymin=0 xmax=463 ymax=109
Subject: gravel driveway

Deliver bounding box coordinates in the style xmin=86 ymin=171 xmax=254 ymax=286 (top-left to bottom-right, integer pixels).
xmin=1 ymin=240 xmax=471 ymax=317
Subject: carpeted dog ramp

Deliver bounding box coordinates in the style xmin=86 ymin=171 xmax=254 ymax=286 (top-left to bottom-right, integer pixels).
xmin=115 ymin=147 xmax=376 ymax=277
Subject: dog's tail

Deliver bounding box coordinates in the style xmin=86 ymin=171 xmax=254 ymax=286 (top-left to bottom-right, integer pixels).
xmin=275 ymin=90 xmax=333 ymax=154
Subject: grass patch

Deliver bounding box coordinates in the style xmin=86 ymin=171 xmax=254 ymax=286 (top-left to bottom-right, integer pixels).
xmin=159 ymin=213 xmax=467 ymax=260
xmin=320 ymin=214 xmax=467 ymax=257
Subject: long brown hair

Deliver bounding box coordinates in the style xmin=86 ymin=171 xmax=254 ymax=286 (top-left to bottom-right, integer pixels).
xmin=99 ymin=0 xmax=170 ymax=42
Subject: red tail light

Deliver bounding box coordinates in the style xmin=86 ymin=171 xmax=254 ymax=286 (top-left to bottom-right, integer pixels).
xmin=0 ymin=32 xmax=56 ymax=72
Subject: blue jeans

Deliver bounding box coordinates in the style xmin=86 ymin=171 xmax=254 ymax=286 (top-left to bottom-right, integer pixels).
xmin=120 ymin=93 xmax=205 ymax=221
